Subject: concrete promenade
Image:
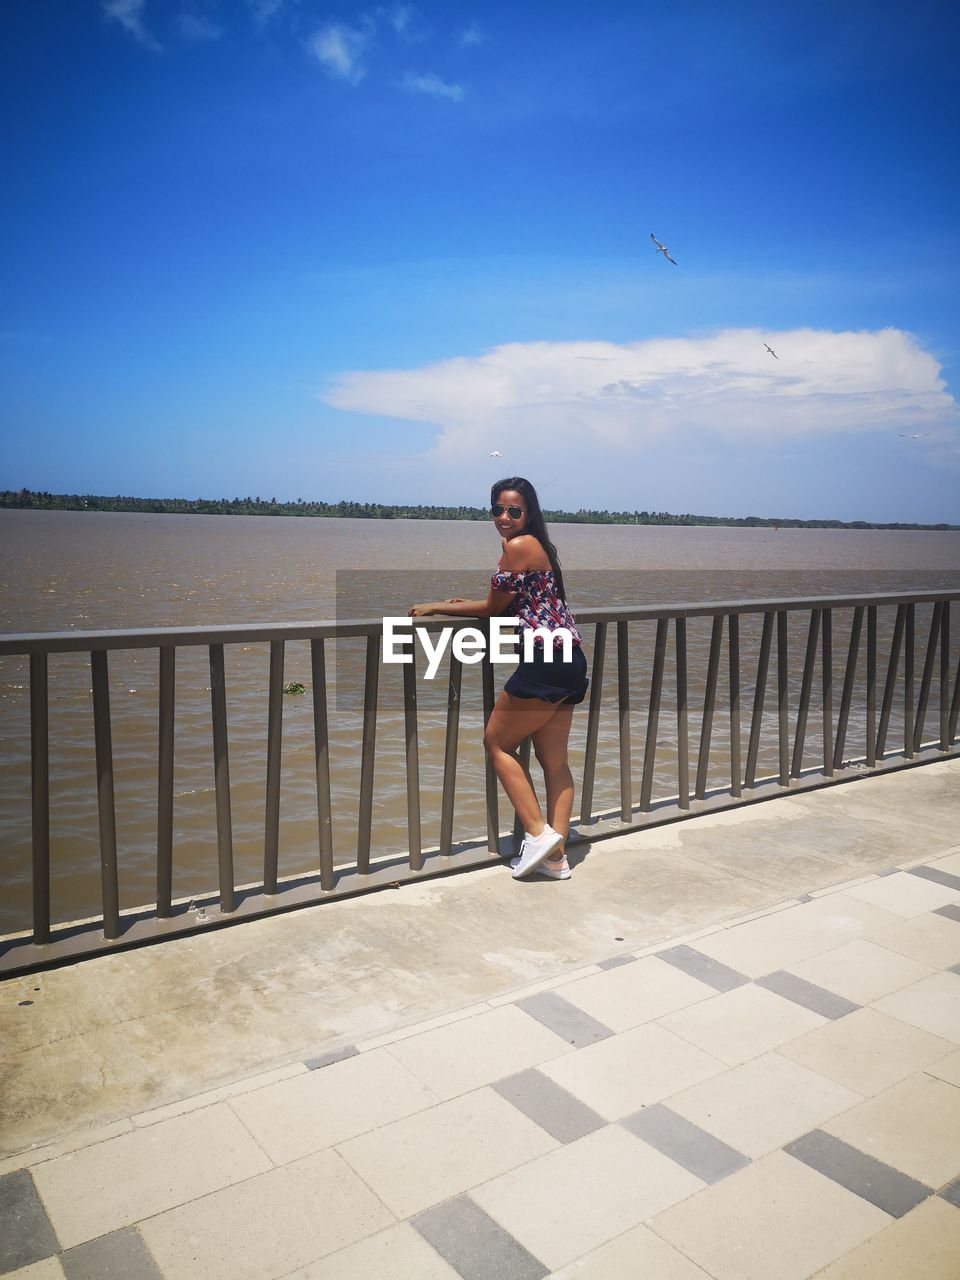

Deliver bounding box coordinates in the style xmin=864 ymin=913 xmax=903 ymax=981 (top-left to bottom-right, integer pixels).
xmin=2 ymin=759 xmax=960 ymax=1278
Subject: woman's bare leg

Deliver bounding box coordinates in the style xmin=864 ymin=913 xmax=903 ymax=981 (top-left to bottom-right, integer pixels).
xmin=531 ymin=704 xmax=575 ymax=861
xmin=483 ymin=692 xmax=567 ymax=835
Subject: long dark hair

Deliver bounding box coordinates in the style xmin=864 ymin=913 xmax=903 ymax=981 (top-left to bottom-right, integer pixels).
xmin=491 ymin=476 xmax=567 ymax=602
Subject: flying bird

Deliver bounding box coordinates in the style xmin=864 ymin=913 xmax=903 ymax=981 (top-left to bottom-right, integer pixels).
xmin=898 ymin=432 xmax=931 ymax=439
xmin=489 ymin=450 xmax=502 ymax=458
xmin=764 ymin=343 xmax=779 ymax=360
xmin=650 ymin=233 xmax=677 ymax=265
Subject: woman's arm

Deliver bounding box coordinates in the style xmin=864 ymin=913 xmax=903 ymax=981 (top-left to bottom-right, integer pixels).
xmin=409 ymin=588 xmax=515 ymax=619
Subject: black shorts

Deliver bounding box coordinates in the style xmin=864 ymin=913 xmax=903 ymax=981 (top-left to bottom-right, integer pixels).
xmin=503 ymin=644 xmax=589 ymax=706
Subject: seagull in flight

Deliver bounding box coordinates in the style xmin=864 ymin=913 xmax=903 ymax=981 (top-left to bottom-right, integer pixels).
xmin=650 ymin=233 xmax=677 ymax=265
xmin=764 ymin=343 xmax=779 ymax=360
xmin=489 ymin=450 xmax=502 ymax=458
xmin=898 ymin=432 xmax=931 ymax=440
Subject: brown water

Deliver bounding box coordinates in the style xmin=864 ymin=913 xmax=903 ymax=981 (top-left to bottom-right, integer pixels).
xmin=2 ymin=510 xmax=959 ymax=934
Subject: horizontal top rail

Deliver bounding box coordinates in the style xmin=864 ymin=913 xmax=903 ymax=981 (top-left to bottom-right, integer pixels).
xmin=1 ymin=590 xmax=958 ymax=656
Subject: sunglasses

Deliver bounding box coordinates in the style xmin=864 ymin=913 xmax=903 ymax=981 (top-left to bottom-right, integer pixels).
xmin=491 ymin=504 xmax=524 ymax=519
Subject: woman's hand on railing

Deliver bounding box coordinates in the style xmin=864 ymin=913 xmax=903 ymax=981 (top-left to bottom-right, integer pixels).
xmin=408 ymin=599 xmax=465 ymax=617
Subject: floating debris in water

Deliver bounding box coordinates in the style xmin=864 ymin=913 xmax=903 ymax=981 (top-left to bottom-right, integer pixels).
xmin=283 ymin=682 xmax=306 ymax=695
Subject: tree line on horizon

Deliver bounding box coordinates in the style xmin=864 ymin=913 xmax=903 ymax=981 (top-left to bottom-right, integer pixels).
xmin=2 ymin=488 xmax=956 ymax=531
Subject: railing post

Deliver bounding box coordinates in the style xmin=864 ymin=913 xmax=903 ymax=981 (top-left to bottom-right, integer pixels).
xmin=481 ymin=624 xmax=499 ymax=853
xmin=877 ymin=604 xmax=906 ymax=758
xmin=403 ymin=650 xmax=423 ymax=871
xmin=263 ymin=640 xmax=284 ymax=894
xmin=157 ymin=646 xmax=175 ymax=917
xmin=904 ymin=603 xmax=915 ymax=759
xmin=617 ymin=621 xmax=633 ymax=821
xmin=676 ymin=616 xmax=689 ymax=809
xmin=91 ymin=650 xmax=121 ymax=938
xmin=941 ymin=601 xmax=952 ymax=750
xmin=822 ymin=608 xmax=834 ymax=777
xmin=745 ymin=612 xmax=773 ymax=789
xmin=695 ymin=615 xmax=723 ymax=800
xmin=357 ymin=634 xmax=380 ymax=874
xmin=208 ymin=643 xmax=236 ymax=914
xmin=833 ymin=607 xmax=863 ymax=770
xmin=310 ymin=639 xmax=335 ymax=890
xmin=640 ymin=619 xmax=668 ymax=811
xmin=728 ymin=613 xmax=741 ymax=798
xmin=30 ymin=652 xmax=50 ymax=945
xmin=791 ymin=609 xmax=820 ymax=778
xmin=913 ymin=602 xmax=943 ymax=752
xmin=950 ymin=624 xmax=960 ymax=745
xmin=866 ymin=606 xmax=877 ymax=767
xmin=579 ymin=622 xmax=607 ymax=824
xmin=777 ymin=610 xmax=789 ymax=786
xmin=439 ymin=654 xmax=463 ymax=856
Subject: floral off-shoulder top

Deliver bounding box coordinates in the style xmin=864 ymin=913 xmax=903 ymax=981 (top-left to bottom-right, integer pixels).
xmin=490 ymin=561 xmax=582 ymax=651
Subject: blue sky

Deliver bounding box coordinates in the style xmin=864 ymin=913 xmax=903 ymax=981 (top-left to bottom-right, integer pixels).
xmin=2 ymin=0 xmax=959 ymax=522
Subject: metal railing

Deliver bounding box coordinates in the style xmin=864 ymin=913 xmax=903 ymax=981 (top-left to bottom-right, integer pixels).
xmin=1 ymin=589 xmax=958 ymax=975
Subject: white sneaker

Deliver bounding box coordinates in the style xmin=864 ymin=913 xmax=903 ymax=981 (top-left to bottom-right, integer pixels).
xmin=510 ymin=854 xmax=571 ymax=880
xmin=512 ymin=824 xmax=564 ymax=878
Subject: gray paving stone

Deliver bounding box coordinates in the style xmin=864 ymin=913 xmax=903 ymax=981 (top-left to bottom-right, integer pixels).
xmin=304 ymin=1044 xmax=359 ymax=1070
xmin=412 ymin=1194 xmax=548 ymax=1280
xmin=908 ymin=865 xmax=960 ymax=891
xmin=61 ymin=1226 xmax=163 ymax=1280
xmin=516 ymin=991 xmax=612 ymax=1048
xmin=596 ymin=954 xmax=638 ymax=970
xmin=0 ymin=1168 xmax=60 ymax=1273
xmin=940 ymin=1175 xmax=960 ymax=1208
xmin=784 ymin=1129 xmax=932 ymax=1218
xmin=934 ymin=903 xmax=960 ymax=924
xmin=492 ymin=1069 xmax=605 ymax=1145
xmin=621 ymin=1104 xmax=750 ymax=1184
xmin=950 ymin=963 xmax=960 ymax=977
xmin=655 ymin=944 xmax=751 ymax=992
xmin=755 ymin=970 xmax=860 ymax=1019
xmin=878 ymin=867 xmax=901 ymax=877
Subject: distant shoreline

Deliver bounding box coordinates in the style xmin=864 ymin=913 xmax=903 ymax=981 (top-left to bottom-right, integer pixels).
xmin=2 ymin=489 xmax=957 ymax=532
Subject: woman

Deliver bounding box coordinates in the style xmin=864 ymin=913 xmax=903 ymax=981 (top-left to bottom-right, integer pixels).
xmin=409 ymin=477 xmax=588 ymax=879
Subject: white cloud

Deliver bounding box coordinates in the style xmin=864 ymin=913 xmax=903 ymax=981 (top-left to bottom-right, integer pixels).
xmin=247 ymin=0 xmax=283 ymax=25
xmin=102 ymin=0 xmax=162 ymax=52
xmin=308 ymin=21 xmax=371 ymax=83
xmin=177 ymin=12 xmax=222 ymax=42
xmin=459 ymin=21 xmax=485 ymax=48
xmin=386 ymin=4 xmax=422 ymax=39
xmin=322 ymin=328 xmax=960 ymax=465
xmin=399 ymin=71 xmax=464 ymax=101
